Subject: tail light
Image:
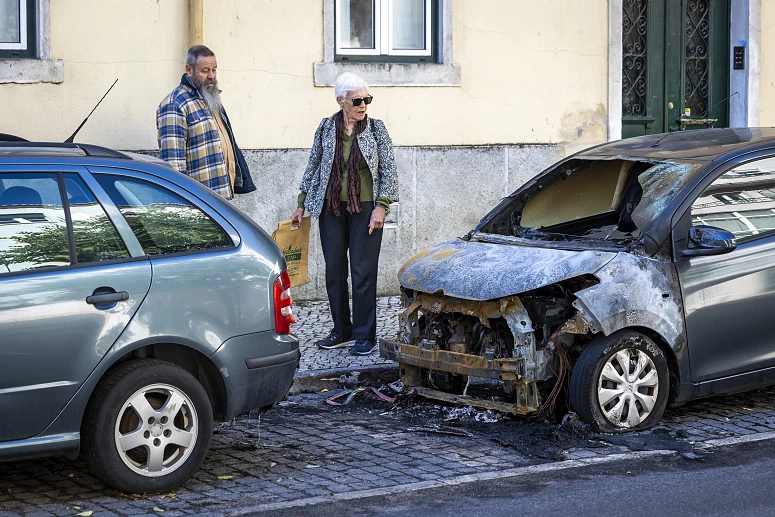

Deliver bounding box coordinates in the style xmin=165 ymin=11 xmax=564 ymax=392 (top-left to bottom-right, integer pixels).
xmin=273 ymin=270 xmax=294 ymax=334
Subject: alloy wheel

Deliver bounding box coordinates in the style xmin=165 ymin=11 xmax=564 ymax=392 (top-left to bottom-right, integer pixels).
xmin=114 ymin=383 xmax=199 ymax=477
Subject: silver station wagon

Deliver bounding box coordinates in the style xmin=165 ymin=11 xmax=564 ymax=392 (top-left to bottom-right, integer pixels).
xmin=0 ymin=141 xmax=299 ymax=493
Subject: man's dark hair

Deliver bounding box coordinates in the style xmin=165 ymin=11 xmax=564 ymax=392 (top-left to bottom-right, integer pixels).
xmin=186 ymin=45 xmax=215 ymax=69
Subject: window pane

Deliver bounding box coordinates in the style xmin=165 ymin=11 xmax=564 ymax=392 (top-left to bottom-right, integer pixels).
xmin=392 ymin=0 xmax=425 ymax=50
xmin=691 ymin=157 xmax=775 ymax=239
xmin=95 ymin=175 xmax=233 ymax=255
xmin=339 ymin=0 xmax=374 ymax=49
xmin=0 ymin=0 xmax=20 ymax=44
xmin=63 ymin=174 xmax=130 ymax=263
xmin=0 ymin=173 xmax=70 ymax=273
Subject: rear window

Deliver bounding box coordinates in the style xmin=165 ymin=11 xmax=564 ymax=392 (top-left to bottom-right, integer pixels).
xmin=95 ymin=175 xmax=233 ymax=255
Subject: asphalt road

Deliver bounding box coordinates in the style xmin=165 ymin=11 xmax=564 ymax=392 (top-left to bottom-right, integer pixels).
xmin=252 ymin=439 xmax=775 ymax=517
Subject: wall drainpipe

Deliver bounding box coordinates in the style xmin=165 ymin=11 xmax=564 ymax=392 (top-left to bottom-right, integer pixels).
xmin=188 ymin=0 xmax=204 ymax=48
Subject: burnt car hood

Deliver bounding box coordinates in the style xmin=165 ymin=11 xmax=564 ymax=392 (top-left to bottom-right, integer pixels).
xmin=399 ymin=238 xmax=617 ymax=301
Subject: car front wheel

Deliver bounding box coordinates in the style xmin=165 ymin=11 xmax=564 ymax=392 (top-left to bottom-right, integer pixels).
xmin=569 ymin=330 xmax=669 ymax=432
xmin=83 ymin=359 xmax=213 ymax=493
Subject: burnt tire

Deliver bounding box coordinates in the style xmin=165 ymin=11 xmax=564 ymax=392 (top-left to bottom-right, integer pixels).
xmin=82 ymin=359 xmax=213 ymax=494
xmin=569 ymin=330 xmax=669 ymax=433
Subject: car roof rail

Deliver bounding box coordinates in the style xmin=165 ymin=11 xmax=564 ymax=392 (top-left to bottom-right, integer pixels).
xmin=0 ymin=133 xmax=30 ymax=142
xmin=0 ymin=141 xmax=80 ymax=149
xmin=0 ymin=140 xmax=131 ymax=159
xmin=75 ymin=143 xmax=131 ymax=159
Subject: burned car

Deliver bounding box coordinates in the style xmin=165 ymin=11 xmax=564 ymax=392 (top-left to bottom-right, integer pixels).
xmin=381 ymin=128 xmax=775 ymax=432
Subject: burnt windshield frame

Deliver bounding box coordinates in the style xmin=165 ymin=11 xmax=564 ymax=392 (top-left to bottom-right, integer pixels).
xmin=476 ymin=157 xmax=709 ymax=248
xmin=629 ymin=161 xmax=707 ymax=232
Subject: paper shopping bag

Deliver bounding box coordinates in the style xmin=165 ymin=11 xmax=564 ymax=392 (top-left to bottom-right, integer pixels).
xmin=271 ymin=216 xmax=311 ymax=287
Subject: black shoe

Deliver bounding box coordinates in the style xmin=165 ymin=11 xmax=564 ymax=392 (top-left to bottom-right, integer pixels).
xmin=350 ymin=339 xmax=378 ymax=356
xmin=316 ymin=332 xmax=353 ymax=350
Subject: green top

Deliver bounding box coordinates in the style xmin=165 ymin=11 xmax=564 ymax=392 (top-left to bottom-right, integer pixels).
xmin=298 ymin=127 xmax=392 ymax=212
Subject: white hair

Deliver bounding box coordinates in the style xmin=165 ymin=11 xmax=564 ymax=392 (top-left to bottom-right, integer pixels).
xmin=334 ymin=73 xmax=370 ymax=104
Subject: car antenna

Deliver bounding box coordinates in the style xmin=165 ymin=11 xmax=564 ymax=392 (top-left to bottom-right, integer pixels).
xmin=651 ymin=91 xmax=739 ymax=148
xmin=650 ymin=131 xmax=676 ymax=148
xmin=64 ymin=79 xmax=118 ymax=143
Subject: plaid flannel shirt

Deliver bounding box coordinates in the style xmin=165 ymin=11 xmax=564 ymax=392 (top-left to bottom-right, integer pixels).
xmin=157 ymin=75 xmax=233 ymax=199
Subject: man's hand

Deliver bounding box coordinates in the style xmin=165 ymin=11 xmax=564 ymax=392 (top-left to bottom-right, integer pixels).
xmin=368 ymin=205 xmax=386 ymax=235
xmin=290 ymin=207 xmax=305 ymax=228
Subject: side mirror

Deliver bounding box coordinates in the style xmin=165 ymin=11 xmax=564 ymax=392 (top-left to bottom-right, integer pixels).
xmin=681 ymin=225 xmax=737 ymax=258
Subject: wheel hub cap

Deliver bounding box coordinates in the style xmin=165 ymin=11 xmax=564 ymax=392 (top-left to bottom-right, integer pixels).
xmin=597 ymin=348 xmax=659 ymax=428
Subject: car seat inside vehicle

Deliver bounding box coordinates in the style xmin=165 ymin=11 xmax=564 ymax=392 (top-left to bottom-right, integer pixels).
xmin=0 ymin=186 xmax=43 ymax=206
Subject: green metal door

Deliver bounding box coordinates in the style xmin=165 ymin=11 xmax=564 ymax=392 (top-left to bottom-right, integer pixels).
xmin=622 ymin=0 xmax=730 ymax=138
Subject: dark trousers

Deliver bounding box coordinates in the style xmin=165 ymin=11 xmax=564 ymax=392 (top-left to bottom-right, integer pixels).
xmin=319 ymin=201 xmax=383 ymax=340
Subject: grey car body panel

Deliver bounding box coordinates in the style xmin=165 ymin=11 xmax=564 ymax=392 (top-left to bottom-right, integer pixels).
xmin=0 ymin=433 xmax=80 ymax=460
xmin=0 ymin=260 xmax=152 ymax=442
xmin=399 ymin=238 xmax=616 ymax=301
xmin=41 ymin=329 xmax=300 ymax=437
xmin=210 ymin=332 xmax=299 ymax=418
xmin=37 ymin=334 xmax=224 ymax=439
xmin=113 ymin=248 xmax=275 ymax=352
xmin=677 ymin=234 xmax=775 ymax=383
xmin=0 ymin=152 xmax=298 ymax=460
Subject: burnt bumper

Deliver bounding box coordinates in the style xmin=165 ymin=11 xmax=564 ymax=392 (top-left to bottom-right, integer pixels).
xmin=379 ymin=339 xmax=540 ymax=414
xmin=379 ymin=339 xmax=525 ymax=381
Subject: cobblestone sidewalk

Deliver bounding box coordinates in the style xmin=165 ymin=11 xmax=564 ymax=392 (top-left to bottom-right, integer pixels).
xmin=3 ymin=386 xmax=775 ymax=517
xmin=291 ymin=296 xmax=401 ymax=372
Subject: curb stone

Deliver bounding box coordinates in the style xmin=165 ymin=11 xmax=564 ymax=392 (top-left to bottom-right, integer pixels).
xmin=289 ymin=364 xmax=399 ymax=394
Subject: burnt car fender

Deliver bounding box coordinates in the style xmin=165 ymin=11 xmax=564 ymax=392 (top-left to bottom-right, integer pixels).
xmin=573 ymin=252 xmax=686 ymax=355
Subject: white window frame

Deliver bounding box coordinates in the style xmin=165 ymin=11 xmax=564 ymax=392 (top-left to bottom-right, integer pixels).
xmin=0 ymin=0 xmax=63 ymax=84
xmin=335 ymin=0 xmax=432 ymax=58
xmin=0 ymin=0 xmax=28 ymax=50
xmin=315 ymin=0 xmax=459 ymax=87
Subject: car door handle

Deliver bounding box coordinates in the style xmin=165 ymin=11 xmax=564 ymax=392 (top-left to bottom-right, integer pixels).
xmin=86 ymin=291 xmax=129 ymax=305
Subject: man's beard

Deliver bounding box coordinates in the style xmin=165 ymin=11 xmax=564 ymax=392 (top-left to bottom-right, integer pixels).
xmin=198 ymin=79 xmax=223 ymax=115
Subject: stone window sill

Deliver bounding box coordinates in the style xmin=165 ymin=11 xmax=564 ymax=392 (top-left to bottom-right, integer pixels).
xmin=314 ymin=62 xmax=460 ymax=87
xmin=0 ymin=59 xmax=64 ymax=84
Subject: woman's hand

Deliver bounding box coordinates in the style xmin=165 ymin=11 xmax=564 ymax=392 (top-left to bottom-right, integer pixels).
xmin=369 ymin=205 xmax=386 ymax=235
xmin=291 ymin=207 xmax=305 ymax=227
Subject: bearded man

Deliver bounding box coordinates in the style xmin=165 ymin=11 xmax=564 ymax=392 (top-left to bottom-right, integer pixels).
xmin=157 ymin=45 xmax=255 ymax=199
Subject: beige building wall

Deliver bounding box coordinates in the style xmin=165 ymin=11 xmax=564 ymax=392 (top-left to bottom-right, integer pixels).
xmin=759 ymin=0 xmax=775 ymax=126
xmin=210 ymin=0 xmax=609 ymax=151
xmin=3 ymin=0 xmax=609 ymax=153
xmin=4 ymin=0 xmax=188 ymax=147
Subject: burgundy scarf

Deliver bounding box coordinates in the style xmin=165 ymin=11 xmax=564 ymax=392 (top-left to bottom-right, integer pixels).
xmin=327 ymin=111 xmax=368 ymax=216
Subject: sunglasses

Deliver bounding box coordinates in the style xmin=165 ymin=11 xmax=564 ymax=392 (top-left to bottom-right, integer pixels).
xmin=350 ymin=95 xmax=373 ymax=106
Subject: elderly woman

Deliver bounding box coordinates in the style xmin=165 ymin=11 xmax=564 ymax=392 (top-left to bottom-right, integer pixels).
xmin=290 ymin=73 xmax=398 ymax=356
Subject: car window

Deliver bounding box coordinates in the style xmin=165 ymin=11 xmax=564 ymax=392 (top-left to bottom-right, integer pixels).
xmin=691 ymin=157 xmax=775 ymax=239
xmin=0 ymin=173 xmax=70 ymax=273
xmin=94 ymin=175 xmax=233 ymax=255
xmin=63 ymin=173 xmax=130 ymax=263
